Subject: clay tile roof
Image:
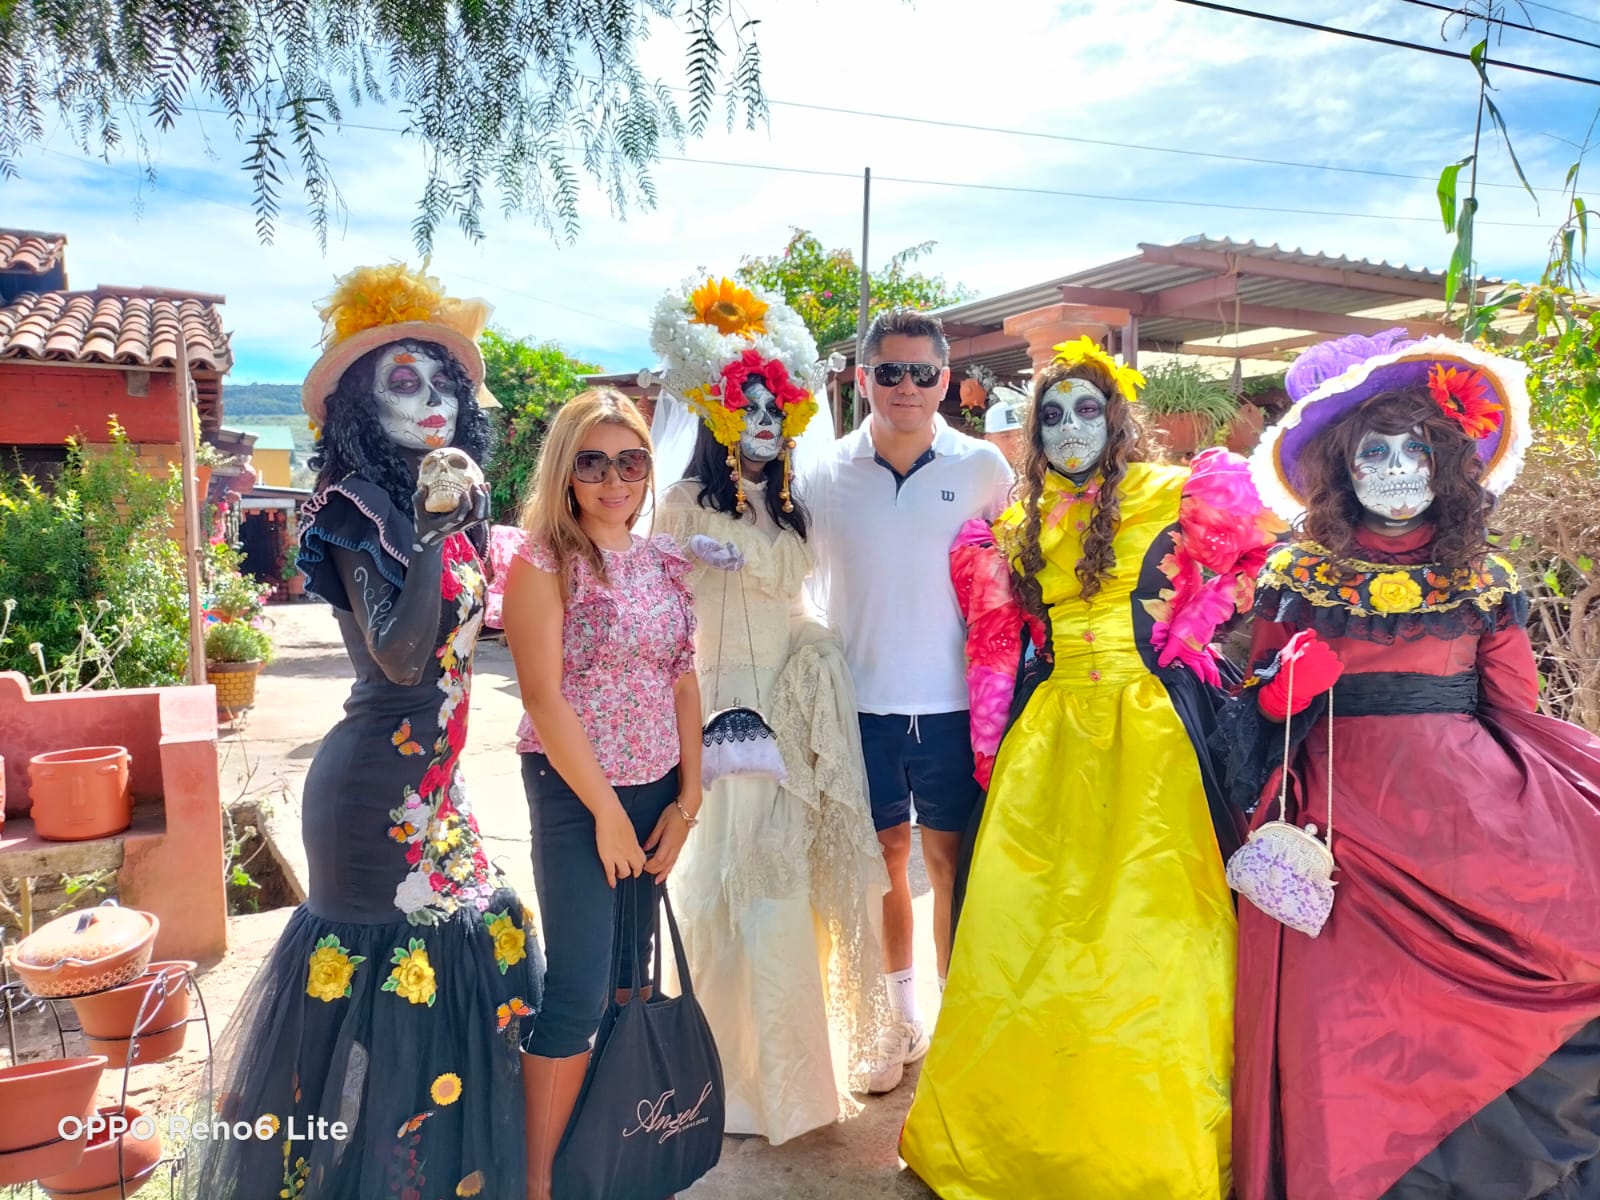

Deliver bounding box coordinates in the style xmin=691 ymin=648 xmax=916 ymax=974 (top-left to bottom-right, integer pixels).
xmin=0 ymin=288 xmax=232 ymax=373
xmin=0 ymin=230 xmax=67 ymax=274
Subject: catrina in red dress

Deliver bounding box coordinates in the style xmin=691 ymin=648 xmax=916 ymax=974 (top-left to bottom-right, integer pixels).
xmin=1228 ymin=331 xmax=1600 ymax=1200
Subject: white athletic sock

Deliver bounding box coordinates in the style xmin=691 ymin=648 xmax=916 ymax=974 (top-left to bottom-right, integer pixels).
xmin=887 ymin=967 xmax=918 ymax=1027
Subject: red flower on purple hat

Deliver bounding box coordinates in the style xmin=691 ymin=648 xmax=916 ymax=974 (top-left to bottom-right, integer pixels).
xmin=1427 ymin=365 xmax=1503 ymax=439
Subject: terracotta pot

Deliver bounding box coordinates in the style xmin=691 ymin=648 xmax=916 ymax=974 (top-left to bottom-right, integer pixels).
xmin=38 ymin=1104 xmax=163 ymax=1197
xmin=1152 ymin=412 xmax=1213 ymax=458
xmin=1225 ymin=402 xmax=1266 ymax=454
xmin=10 ymin=905 xmax=160 ymax=998
xmin=27 ymin=747 xmax=132 ymax=842
xmin=0 ymin=1057 xmax=107 ymax=1180
xmin=286 ymin=574 xmax=306 ymax=598
xmin=72 ymin=961 xmax=196 ymax=1068
xmin=208 ymin=659 xmax=263 ymax=718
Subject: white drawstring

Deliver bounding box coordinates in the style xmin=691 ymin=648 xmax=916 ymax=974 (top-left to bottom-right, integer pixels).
xmin=907 ymin=714 xmax=922 ymax=744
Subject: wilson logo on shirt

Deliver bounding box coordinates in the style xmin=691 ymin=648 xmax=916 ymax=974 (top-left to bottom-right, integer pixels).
xmin=941 ymin=489 xmax=955 ymax=502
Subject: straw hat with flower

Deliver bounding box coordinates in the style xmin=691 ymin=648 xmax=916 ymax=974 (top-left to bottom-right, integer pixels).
xmin=302 ymin=263 xmax=497 ymax=427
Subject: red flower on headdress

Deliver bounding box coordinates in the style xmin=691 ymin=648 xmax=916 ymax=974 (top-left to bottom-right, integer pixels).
xmin=1427 ymin=365 xmax=1503 ymax=439
xmin=716 ymin=348 xmax=809 ymax=413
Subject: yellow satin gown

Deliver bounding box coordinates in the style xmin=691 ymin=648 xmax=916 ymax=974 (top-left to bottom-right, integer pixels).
xmin=900 ymin=464 xmax=1235 ymax=1200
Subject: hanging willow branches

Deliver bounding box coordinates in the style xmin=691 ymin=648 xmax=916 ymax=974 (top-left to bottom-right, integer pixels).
xmin=0 ymin=0 xmax=769 ymax=249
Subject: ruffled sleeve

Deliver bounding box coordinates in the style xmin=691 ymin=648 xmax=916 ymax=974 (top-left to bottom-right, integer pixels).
xmin=951 ymin=518 xmax=1045 ymax=789
xmin=1145 ymin=448 xmax=1284 ymax=686
xmin=649 ymin=533 xmax=699 ymax=677
xmin=296 ymin=478 xmax=413 ymax=611
xmin=482 ymin=524 xmax=530 ymax=630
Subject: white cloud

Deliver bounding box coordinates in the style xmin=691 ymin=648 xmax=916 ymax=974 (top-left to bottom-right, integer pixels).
xmin=2 ymin=0 xmax=1592 ymax=381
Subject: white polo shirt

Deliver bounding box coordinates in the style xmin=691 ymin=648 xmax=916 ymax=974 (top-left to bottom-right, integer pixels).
xmin=805 ymin=415 xmax=1014 ymax=715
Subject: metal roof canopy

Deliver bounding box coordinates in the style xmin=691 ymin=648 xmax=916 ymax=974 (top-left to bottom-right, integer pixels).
xmin=830 ymin=235 xmax=1494 ymax=382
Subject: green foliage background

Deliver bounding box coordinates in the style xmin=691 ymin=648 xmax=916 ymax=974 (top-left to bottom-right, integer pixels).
xmin=481 ymin=329 xmax=601 ymax=518
xmin=0 ymin=424 xmax=190 ymax=689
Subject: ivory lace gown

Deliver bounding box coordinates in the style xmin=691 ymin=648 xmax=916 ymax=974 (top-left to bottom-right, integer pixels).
xmin=655 ymin=477 xmax=889 ymax=1145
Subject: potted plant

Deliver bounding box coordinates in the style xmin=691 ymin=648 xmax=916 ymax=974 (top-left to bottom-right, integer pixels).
xmin=205 ymin=619 xmax=275 ymax=718
xmin=1135 ymin=359 xmax=1241 ymax=459
xmin=281 ymin=543 xmax=305 ymax=599
xmin=1229 ymin=370 xmax=1289 ymax=453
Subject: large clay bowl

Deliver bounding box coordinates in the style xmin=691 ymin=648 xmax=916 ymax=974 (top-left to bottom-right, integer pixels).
xmin=38 ymin=1104 xmax=163 ymax=1196
xmin=0 ymin=1057 xmax=107 ymax=1155
xmin=72 ymin=960 xmax=196 ymax=1067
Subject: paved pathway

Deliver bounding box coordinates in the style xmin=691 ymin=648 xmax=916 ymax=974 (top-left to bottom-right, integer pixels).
xmin=222 ymin=598 xmax=942 ymax=1199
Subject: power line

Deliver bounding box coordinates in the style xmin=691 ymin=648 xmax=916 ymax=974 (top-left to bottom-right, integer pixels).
xmin=1523 ymin=0 xmax=1600 ymax=29
xmin=1395 ymin=0 xmax=1600 ymax=51
xmin=1171 ymin=0 xmax=1600 ymax=88
xmin=761 ymin=96 xmax=1567 ymax=194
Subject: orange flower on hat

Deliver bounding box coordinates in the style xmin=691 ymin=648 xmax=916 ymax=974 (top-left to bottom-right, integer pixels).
xmin=1427 ymin=365 xmax=1503 ymax=439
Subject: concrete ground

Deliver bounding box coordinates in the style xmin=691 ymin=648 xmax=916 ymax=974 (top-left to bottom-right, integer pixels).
xmin=217 ymin=598 xmax=944 ymax=1200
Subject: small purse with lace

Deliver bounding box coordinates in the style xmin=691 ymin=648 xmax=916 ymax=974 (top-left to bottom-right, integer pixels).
xmin=1225 ymin=679 xmax=1337 ymax=938
xmin=701 ymin=567 xmax=787 ymax=789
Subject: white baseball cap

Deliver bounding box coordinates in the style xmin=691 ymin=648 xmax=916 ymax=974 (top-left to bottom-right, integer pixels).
xmin=984 ymin=386 xmax=1029 ymax=433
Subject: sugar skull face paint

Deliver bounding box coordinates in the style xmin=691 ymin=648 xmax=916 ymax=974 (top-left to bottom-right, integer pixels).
xmin=375 ymin=343 xmax=458 ymax=451
xmin=739 ymin=377 xmax=784 ymax=463
xmin=1351 ymin=428 xmax=1434 ymax=521
xmin=1039 ymin=379 xmax=1108 ymax=476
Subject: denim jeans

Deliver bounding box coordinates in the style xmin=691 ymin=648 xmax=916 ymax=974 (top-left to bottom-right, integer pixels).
xmin=521 ymin=753 xmax=678 ymax=1057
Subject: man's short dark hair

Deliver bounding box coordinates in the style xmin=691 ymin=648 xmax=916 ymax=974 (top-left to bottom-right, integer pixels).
xmin=861 ymin=308 xmax=950 ymax=366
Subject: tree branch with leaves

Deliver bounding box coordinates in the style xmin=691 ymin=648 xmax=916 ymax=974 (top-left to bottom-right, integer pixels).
xmin=0 ymin=0 xmax=771 ymax=250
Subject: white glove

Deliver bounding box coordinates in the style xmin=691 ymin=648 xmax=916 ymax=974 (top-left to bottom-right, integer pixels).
xmin=687 ymin=534 xmax=745 ymax=572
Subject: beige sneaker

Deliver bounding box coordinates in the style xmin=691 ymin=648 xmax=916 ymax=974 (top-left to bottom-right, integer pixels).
xmin=862 ymin=1020 xmax=930 ymax=1094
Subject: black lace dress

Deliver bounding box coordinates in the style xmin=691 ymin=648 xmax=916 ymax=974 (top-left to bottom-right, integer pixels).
xmin=191 ymin=478 xmax=544 ymax=1200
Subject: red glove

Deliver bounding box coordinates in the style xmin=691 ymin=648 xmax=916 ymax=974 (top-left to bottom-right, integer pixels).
xmin=1258 ymin=630 xmax=1344 ymax=721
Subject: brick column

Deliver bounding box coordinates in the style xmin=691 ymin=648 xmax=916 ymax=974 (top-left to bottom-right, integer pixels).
xmin=1003 ymin=303 xmax=1132 ymax=373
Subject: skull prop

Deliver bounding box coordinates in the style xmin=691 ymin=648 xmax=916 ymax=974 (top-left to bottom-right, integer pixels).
xmin=418 ymin=447 xmax=485 ymax=513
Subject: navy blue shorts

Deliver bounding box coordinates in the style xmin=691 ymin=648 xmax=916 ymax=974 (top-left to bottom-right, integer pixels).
xmin=858 ymin=711 xmax=981 ymax=834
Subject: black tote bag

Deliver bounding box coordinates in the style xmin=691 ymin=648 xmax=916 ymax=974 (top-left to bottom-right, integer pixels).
xmin=553 ymin=879 xmax=725 ymax=1200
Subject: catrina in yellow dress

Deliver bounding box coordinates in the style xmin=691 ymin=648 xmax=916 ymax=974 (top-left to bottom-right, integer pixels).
xmin=900 ymin=343 xmax=1279 ymax=1200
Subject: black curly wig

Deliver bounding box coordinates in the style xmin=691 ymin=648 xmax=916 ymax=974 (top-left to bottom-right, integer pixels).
xmin=684 ymin=420 xmax=809 ymax=540
xmin=309 ymin=337 xmax=494 ymax=556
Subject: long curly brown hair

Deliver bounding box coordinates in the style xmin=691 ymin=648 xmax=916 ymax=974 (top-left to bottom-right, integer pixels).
xmin=1014 ymin=359 xmax=1148 ymax=631
xmin=1297 ymin=389 xmax=1491 ymax=571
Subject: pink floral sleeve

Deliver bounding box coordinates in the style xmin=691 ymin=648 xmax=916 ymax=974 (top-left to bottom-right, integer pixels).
xmin=649 ymin=534 xmax=699 ymax=678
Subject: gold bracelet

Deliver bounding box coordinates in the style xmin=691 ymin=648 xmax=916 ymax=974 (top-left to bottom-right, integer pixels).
xmin=675 ymin=801 xmax=699 ymax=827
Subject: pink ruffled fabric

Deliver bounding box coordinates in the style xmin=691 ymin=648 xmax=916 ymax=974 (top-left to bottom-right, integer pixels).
xmin=1149 ymin=449 xmax=1281 ymax=685
xmin=951 ymin=519 xmax=1044 ymax=789
xmin=484 ymin=523 xmax=529 ymax=630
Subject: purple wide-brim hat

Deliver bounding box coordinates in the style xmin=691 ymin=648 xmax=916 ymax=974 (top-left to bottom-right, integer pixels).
xmin=1249 ymin=330 xmax=1532 ymax=521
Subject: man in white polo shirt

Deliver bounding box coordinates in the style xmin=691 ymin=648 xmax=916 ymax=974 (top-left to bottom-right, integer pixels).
xmin=806 ymin=308 xmax=1014 ymax=1094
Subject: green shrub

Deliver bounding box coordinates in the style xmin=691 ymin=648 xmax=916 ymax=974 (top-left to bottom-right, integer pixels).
xmin=205 ymin=619 xmax=275 ymax=665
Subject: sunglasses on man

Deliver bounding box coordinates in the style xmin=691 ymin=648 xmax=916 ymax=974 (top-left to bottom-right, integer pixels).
xmin=869 ymin=361 xmax=944 ymax=389
xmin=572 ymin=448 xmax=652 ymax=484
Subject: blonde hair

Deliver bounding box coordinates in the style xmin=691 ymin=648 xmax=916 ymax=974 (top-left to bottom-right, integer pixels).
xmin=519 ymin=388 xmax=655 ymax=601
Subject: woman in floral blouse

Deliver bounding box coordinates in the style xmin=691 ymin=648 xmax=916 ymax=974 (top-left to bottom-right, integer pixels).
xmin=500 ymin=388 xmax=704 ymax=1200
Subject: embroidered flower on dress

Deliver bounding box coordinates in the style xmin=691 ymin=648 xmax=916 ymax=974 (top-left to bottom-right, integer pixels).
xmin=456 ymin=1170 xmax=486 ymax=1197
xmin=430 ymin=1072 xmax=463 ymax=1106
xmin=306 ymin=935 xmax=365 ymax=1002
xmin=1368 ymin=571 xmax=1425 ymax=614
xmin=486 ymin=910 xmax=528 ymax=973
xmin=384 ymin=939 xmax=438 ymax=1006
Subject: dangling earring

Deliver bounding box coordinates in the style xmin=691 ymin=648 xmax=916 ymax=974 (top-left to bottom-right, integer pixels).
xmin=728 ymin=444 xmax=746 ymax=515
xmin=780 ymin=438 xmax=797 ymax=513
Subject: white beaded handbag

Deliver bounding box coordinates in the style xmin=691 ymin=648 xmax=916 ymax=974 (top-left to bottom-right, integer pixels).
xmin=700 ymin=567 xmax=787 ymax=789
xmin=1225 ymin=676 xmax=1337 ymax=938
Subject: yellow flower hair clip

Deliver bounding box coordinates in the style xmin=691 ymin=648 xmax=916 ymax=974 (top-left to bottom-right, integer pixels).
xmin=1051 ymin=336 xmax=1147 ymax=403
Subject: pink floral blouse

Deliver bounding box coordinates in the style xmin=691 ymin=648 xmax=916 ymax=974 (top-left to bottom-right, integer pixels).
xmin=512 ymin=532 xmax=698 ymax=785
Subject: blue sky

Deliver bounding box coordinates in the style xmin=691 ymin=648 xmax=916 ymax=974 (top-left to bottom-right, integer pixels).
xmin=3 ymin=0 xmax=1596 ymax=384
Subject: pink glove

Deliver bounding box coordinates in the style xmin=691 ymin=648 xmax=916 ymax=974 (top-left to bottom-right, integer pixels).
xmin=1258 ymin=630 xmax=1344 ymax=721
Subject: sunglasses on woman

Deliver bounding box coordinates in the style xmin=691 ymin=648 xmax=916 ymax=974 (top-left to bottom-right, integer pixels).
xmin=870 ymin=361 xmax=943 ymax=388
xmin=572 ymin=448 xmax=652 ymax=484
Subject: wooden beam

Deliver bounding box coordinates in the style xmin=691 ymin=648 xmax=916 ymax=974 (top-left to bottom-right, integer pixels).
xmin=1137 ymin=243 xmax=1472 ymax=302
xmin=1164 ymin=301 xmax=1455 ymax=338
xmin=1058 ymin=285 xmax=1148 ymax=314
xmin=1163 ymin=340 xmax=1315 ymax=361
xmin=948 ymin=329 xmax=1028 ymax=362
xmin=1152 ymin=273 xmax=1239 ymax=315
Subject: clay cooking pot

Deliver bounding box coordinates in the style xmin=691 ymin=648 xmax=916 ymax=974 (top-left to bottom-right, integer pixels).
xmin=0 ymin=1056 xmax=106 ymax=1185
xmin=8 ymin=904 xmax=159 ymax=998
xmin=38 ymin=1103 xmax=164 ymax=1198
xmin=71 ymin=960 xmax=197 ymax=1068
xmin=28 ymin=747 xmax=133 ymax=842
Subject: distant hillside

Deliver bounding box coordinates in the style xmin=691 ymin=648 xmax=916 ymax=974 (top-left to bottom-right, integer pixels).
xmin=224 ymin=383 xmax=302 ymax=416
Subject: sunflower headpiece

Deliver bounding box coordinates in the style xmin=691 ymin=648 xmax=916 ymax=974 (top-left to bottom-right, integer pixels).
xmin=650 ymin=274 xmax=822 ymax=513
xmin=1051 ymin=336 xmax=1148 ymax=404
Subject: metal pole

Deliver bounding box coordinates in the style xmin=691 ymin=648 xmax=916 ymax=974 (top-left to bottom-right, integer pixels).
xmin=175 ymin=329 xmax=207 ymax=687
xmin=855 ymin=167 xmax=871 ymax=429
